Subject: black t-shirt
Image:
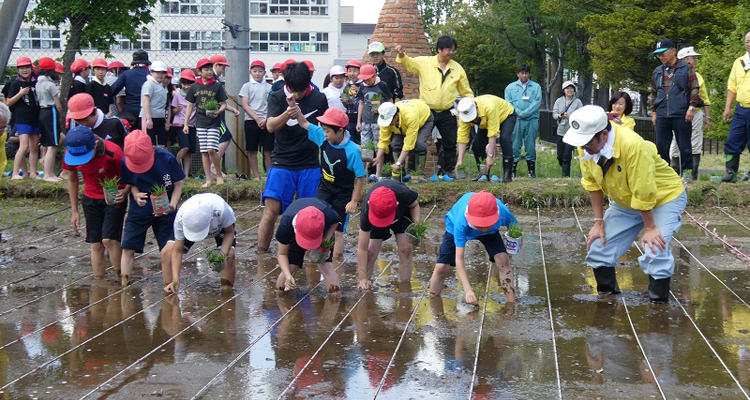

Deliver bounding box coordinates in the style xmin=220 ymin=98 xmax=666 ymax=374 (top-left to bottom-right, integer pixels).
xmin=275 ymin=198 xmax=340 ymax=245
xmin=86 ymin=82 xmax=114 ymax=113
xmin=1 ymin=78 xmax=39 ymax=125
xmin=186 ymin=81 xmax=228 ymax=128
xmin=267 ymin=89 xmax=328 ymax=170
xmin=70 ymin=80 xmax=88 ymax=98
xmin=93 ymin=116 xmax=129 ymax=149
xmin=360 ymin=180 xmax=418 ymax=232
xmin=356 ymin=82 xmax=392 ymax=123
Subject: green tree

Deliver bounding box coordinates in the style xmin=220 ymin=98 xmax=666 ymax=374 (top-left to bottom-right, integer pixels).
xmin=417 ymin=0 xmax=462 ymax=35
xmin=26 ymin=0 xmax=158 ymax=104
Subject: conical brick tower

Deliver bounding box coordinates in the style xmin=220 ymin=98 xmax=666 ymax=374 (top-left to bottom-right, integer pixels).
xmin=365 ymin=0 xmax=432 ymax=100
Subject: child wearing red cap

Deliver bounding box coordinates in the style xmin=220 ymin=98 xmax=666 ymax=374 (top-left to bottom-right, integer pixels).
xmin=274 ymin=198 xmax=341 ymax=292
xmin=3 ymin=57 xmax=40 ymax=179
xmin=344 ymin=59 xmax=362 ymax=143
xmin=68 ymin=93 xmax=129 ymax=150
xmin=239 ymin=60 xmax=272 ymax=180
xmin=356 ymin=65 xmax=392 ymax=150
xmin=184 ymin=59 xmax=228 ymax=187
xmin=36 ymin=58 xmax=65 ymax=182
xmin=119 ymin=130 xmax=185 ymax=287
xmin=356 ymin=180 xmax=421 ymax=290
xmin=290 ymin=104 xmax=366 ymax=257
xmin=69 ymin=59 xmax=91 ymax=97
xmin=86 ymin=59 xmax=113 ymax=114
xmin=171 ymin=69 xmax=197 ymax=177
xmin=428 ymin=191 xmax=518 ymax=305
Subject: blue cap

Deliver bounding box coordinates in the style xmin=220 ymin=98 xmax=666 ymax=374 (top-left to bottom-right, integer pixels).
xmin=64 ymin=125 xmax=96 ymax=166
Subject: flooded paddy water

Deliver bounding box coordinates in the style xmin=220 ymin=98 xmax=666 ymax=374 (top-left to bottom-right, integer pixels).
xmin=0 ymin=199 xmax=749 ymax=399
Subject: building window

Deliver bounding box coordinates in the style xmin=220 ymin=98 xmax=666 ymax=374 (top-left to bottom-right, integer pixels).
xmin=16 ymin=28 xmax=61 ymax=50
xmin=250 ymin=31 xmax=328 ymax=53
xmin=250 ymin=0 xmax=328 ymax=16
xmin=161 ymin=30 xmax=223 ymax=51
xmin=81 ymin=30 xmax=151 ymax=51
xmin=162 ymin=0 xmax=224 ymax=16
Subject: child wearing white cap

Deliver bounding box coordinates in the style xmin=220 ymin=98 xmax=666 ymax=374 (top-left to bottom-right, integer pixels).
xmin=166 ymin=193 xmax=237 ymax=293
xmin=322 ymin=65 xmax=347 ymax=112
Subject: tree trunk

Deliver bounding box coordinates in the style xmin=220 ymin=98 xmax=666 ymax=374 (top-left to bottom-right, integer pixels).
xmin=639 ymin=90 xmax=650 ymax=117
xmin=59 ymin=13 xmax=85 ymax=112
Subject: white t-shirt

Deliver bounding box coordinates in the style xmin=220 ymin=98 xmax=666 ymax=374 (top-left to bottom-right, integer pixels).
xmin=239 ymin=79 xmax=271 ymax=121
xmin=322 ymin=84 xmax=346 ymax=112
xmin=174 ymin=193 xmax=236 ymax=241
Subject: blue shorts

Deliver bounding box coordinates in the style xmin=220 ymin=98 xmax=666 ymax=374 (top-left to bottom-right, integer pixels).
xmin=436 ymin=231 xmax=506 ymax=266
xmin=16 ymin=124 xmax=40 ymax=135
xmin=121 ymin=212 xmax=176 ymax=253
xmin=262 ymin=167 xmax=322 ymax=213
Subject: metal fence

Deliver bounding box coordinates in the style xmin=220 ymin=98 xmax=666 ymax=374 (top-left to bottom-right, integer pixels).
xmin=538 ymin=110 xmax=722 ymax=155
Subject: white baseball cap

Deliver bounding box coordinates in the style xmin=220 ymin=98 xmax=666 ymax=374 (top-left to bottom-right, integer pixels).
xmin=562 ymin=105 xmax=609 ymax=147
xmin=562 ymin=80 xmax=576 ymax=90
xmin=677 ymin=46 xmax=701 ymax=59
xmin=377 ymin=102 xmax=398 ymax=127
xmin=329 ymin=65 xmax=346 ymax=76
xmin=457 ymin=97 xmax=477 ymax=122
xmin=180 ymin=200 xmax=213 ymax=242
xmin=150 ymin=61 xmax=168 ymax=72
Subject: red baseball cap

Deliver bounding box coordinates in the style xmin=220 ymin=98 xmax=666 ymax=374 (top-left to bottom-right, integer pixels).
xmin=303 ymin=60 xmax=315 ymax=71
xmin=294 ymin=206 xmax=325 ymax=250
xmin=317 ymin=108 xmax=349 ymax=128
xmin=196 ymin=58 xmax=213 ymax=70
xmin=280 ymin=59 xmax=297 ymax=73
xmin=38 ymin=57 xmax=55 ymax=71
xmin=166 ymin=67 xmax=173 ymax=78
xmin=108 ymin=61 xmax=126 ymax=70
xmin=250 ymin=60 xmax=266 ymax=70
xmin=345 ymin=59 xmax=362 ymax=69
xmin=124 ymin=130 xmax=155 ymax=174
xmin=16 ymin=57 xmax=32 ymax=67
xmin=92 ymin=58 xmax=108 ymax=68
xmin=368 ymin=186 xmax=397 ymax=228
xmin=71 ymin=59 xmax=91 ymax=74
xmin=466 ymin=191 xmax=499 ymax=227
xmin=67 ymin=93 xmax=97 ymax=120
xmin=55 ymin=62 xmax=65 ymax=74
xmin=359 ymin=64 xmax=377 ymax=80
xmin=270 ymin=63 xmax=282 ymax=71
xmin=180 ymin=69 xmax=196 ymax=81
xmin=210 ymin=54 xmax=229 ymax=67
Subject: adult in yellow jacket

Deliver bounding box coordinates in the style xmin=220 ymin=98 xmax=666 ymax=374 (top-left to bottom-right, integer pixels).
xmin=374 ymin=100 xmax=434 ymax=179
xmin=721 ymin=29 xmax=750 ymax=182
xmin=394 ymin=35 xmax=473 ymax=179
xmin=455 ymin=95 xmax=516 ymax=182
xmin=563 ymin=105 xmax=686 ymax=303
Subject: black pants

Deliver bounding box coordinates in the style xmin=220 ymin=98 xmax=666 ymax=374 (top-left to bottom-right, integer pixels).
xmin=472 ymin=113 xmax=516 ymax=163
xmin=433 ymin=109 xmax=458 ymax=172
xmin=656 ymin=116 xmax=692 ymax=172
xmin=556 ymin=135 xmax=575 ymax=166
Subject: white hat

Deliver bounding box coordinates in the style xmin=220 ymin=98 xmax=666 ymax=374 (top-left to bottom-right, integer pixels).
xmin=562 ymin=105 xmax=608 ymax=147
xmin=329 ymin=65 xmax=346 ymax=76
xmin=180 ymin=200 xmax=213 ymax=242
xmin=377 ymin=102 xmax=398 ymax=127
xmin=562 ymin=80 xmax=576 ymax=90
xmin=457 ymin=97 xmax=477 ymax=122
xmin=677 ymin=46 xmax=701 ymax=59
xmin=150 ymin=61 xmax=168 ymax=72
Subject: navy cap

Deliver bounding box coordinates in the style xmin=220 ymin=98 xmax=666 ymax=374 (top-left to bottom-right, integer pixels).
xmin=64 ymin=125 xmax=97 ymax=166
xmin=652 ymin=38 xmax=676 ymax=55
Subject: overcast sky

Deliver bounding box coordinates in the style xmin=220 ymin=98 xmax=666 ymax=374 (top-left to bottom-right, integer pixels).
xmin=341 ymin=0 xmax=386 ymax=24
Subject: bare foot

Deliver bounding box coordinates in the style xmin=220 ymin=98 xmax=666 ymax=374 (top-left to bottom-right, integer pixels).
xmin=43 ymin=176 xmax=62 ymax=182
xmin=216 ymin=176 xmax=225 ymax=185
xmin=11 ymin=174 xmax=23 ymax=180
xmin=29 ymin=173 xmax=38 ymax=179
xmin=202 ymin=181 xmax=213 ymax=188
xmin=253 ymin=177 xmax=261 ymax=182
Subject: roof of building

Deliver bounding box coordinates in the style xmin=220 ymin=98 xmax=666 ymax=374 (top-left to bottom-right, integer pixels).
xmin=341 ymin=23 xmax=376 ymax=34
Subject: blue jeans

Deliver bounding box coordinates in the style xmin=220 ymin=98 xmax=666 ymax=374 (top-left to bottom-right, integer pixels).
xmin=586 ymin=191 xmax=687 ymax=280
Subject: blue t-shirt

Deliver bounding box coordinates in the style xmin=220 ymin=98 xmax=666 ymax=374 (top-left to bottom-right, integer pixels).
xmin=445 ymin=192 xmax=517 ymax=247
xmin=307 ymin=124 xmax=366 ymax=194
xmin=120 ymin=147 xmax=186 ymax=215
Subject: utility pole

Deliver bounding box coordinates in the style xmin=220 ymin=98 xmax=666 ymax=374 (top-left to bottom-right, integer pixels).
xmin=222 ymin=0 xmax=250 ymax=174
xmin=0 ymin=0 xmax=31 ymax=72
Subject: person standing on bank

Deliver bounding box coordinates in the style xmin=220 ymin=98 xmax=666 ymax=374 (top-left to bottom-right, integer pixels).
xmin=504 ymin=64 xmax=542 ymax=177
xmin=395 ymin=35 xmax=473 ymax=179
xmin=552 ymin=80 xmax=584 ymax=178
xmin=368 ymin=41 xmax=403 ymax=101
xmin=721 ymin=29 xmax=750 ymax=183
xmin=111 ymin=50 xmax=151 ymax=129
xmin=649 ymin=38 xmax=701 ymax=177
xmin=563 ymin=105 xmax=686 ymax=303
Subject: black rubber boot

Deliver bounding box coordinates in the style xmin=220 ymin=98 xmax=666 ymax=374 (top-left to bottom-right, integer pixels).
xmin=527 ymin=160 xmax=536 ymax=178
xmin=512 ymin=161 xmax=518 ymax=178
xmin=691 ymin=154 xmax=700 ymax=181
xmin=722 ymin=154 xmax=740 ymax=183
xmin=648 ymin=276 xmax=671 ymax=304
xmin=592 ymin=267 xmax=621 ymax=295
xmin=561 ymin=161 xmax=571 ymax=178
xmin=502 ymin=158 xmax=513 ymax=183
